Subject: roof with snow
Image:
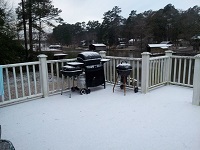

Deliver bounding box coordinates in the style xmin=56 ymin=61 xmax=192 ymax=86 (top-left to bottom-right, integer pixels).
xmin=160 ymin=41 xmax=172 ymax=44
xmin=91 ymin=44 xmax=106 ymax=47
xmin=191 ymin=35 xmax=200 ymax=40
xmin=49 ymin=45 xmax=62 ymax=48
xmin=148 ymin=44 xmax=172 ymax=49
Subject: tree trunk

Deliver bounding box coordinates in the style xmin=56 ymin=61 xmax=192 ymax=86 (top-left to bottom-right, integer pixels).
xmin=21 ymin=0 xmax=28 ymax=60
xmin=39 ymin=21 xmax=41 ymax=52
xmin=28 ymin=0 xmax=33 ymax=52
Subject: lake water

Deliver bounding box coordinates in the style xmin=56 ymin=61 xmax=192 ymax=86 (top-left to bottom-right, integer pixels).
xmin=107 ymin=50 xmax=142 ymax=58
xmin=64 ymin=49 xmax=143 ymax=59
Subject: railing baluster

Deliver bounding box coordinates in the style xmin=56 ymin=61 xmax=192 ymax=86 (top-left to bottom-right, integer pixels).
xmin=152 ymin=60 xmax=155 ymax=85
xmin=20 ymin=66 xmax=25 ymax=97
xmin=113 ymin=58 xmax=116 ymax=83
xmin=105 ymin=61 xmax=108 ymax=81
xmin=128 ymin=60 xmax=131 ymax=86
xmin=51 ymin=63 xmax=55 ymax=92
xmin=6 ymin=68 xmax=11 ymax=100
xmin=132 ymin=60 xmax=135 ymax=86
xmin=56 ymin=62 xmax=60 ymax=90
xmin=152 ymin=60 xmax=154 ymax=86
xmin=106 ymin=59 xmax=110 ymax=82
xmin=188 ymin=58 xmax=192 ymax=85
xmin=158 ymin=59 xmax=161 ymax=83
xmin=33 ymin=65 xmax=37 ymax=94
xmin=39 ymin=63 xmax=42 ymax=93
xmin=149 ymin=61 xmax=152 ymax=86
xmin=159 ymin=60 xmax=161 ymax=84
xmin=13 ymin=67 xmax=18 ymax=99
xmin=164 ymin=58 xmax=167 ymax=82
xmin=183 ymin=59 xmax=186 ymax=84
xmin=116 ymin=59 xmax=119 ymax=83
xmin=136 ymin=60 xmax=139 ymax=87
xmin=160 ymin=59 xmax=163 ymax=83
xmin=155 ymin=60 xmax=158 ymax=84
xmin=173 ymin=58 xmax=177 ymax=82
xmin=178 ymin=58 xmax=182 ymax=83
xmin=26 ymin=65 xmax=31 ymax=96
xmin=109 ymin=59 xmax=112 ymax=82
xmin=163 ymin=58 xmax=166 ymax=82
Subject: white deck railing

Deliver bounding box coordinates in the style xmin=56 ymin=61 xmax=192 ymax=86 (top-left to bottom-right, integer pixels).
xmin=1 ymin=50 xmax=200 ymax=106
xmin=149 ymin=56 xmax=169 ymax=88
xmin=1 ymin=61 xmax=42 ymax=103
xmin=46 ymin=58 xmax=76 ymax=95
xmin=104 ymin=56 xmax=142 ymax=88
xmin=0 ymin=56 xmax=76 ymax=106
xmin=170 ymin=55 xmax=195 ymax=87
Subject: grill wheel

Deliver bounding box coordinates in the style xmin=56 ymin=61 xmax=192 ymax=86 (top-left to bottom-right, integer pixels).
xmin=80 ymin=89 xmax=86 ymax=95
xmin=120 ymin=85 xmax=124 ymax=89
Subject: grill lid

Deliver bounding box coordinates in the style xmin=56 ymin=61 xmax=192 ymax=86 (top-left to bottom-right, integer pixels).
xmin=62 ymin=65 xmax=81 ymax=71
xmin=116 ymin=63 xmax=132 ymax=71
xmin=116 ymin=62 xmax=132 ymax=76
xmin=77 ymin=52 xmax=101 ymax=62
xmin=61 ymin=65 xmax=82 ymax=77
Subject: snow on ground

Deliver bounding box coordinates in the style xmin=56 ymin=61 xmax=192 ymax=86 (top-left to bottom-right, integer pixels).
xmin=0 ymin=85 xmax=200 ymax=150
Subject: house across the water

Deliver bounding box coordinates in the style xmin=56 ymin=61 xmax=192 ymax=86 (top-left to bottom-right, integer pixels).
xmin=89 ymin=44 xmax=107 ymax=51
xmin=147 ymin=41 xmax=173 ymax=54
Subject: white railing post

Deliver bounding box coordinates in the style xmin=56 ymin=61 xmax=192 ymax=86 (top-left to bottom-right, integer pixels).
xmin=99 ymin=50 xmax=108 ymax=81
xmin=38 ymin=54 xmax=49 ymax=98
xmin=99 ymin=51 xmax=106 ymax=58
xmin=192 ymin=54 xmax=200 ymax=106
xmin=165 ymin=50 xmax=173 ymax=84
xmin=141 ymin=52 xmax=150 ymax=94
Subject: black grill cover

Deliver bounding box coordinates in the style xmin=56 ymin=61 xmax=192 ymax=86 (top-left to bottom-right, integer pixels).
xmin=77 ymin=52 xmax=102 ymax=66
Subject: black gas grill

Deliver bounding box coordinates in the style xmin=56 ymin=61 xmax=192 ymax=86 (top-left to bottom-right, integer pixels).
xmin=61 ymin=51 xmax=109 ymax=98
xmin=77 ymin=51 xmax=107 ymax=88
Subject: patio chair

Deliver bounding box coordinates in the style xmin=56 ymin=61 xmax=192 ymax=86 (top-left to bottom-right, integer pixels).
xmin=0 ymin=125 xmax=15 ymax=150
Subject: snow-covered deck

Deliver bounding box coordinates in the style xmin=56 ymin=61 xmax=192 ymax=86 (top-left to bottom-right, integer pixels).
xmin=0 ymin=85 xmax=200 ymax=150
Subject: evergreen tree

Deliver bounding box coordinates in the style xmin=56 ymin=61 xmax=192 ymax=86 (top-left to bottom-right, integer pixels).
xmin=16 ymin=0 xmax=63 ymax=51
xmin=0 ymin=0 xmax=25 ymax=65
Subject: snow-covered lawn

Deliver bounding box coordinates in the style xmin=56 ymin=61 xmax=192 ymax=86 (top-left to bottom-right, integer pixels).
xmin=0 ymin=85 xmax=200 ymax=150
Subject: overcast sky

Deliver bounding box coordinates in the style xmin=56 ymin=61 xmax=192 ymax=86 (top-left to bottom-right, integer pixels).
xmin=10 ymin=0 xmax=200 ymax=24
